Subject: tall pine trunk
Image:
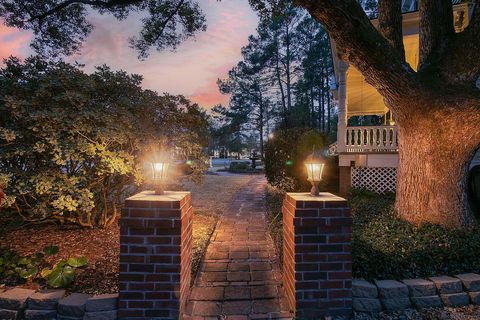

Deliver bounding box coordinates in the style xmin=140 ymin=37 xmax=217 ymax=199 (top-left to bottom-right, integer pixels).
xmin=285 ymin=23 xmax=293 ymax=112
xmin=326 ymin=74 xmax=331 ymax=133
xmin=258 ymin=91 xmax=265 ymax=158
xmin=310 ymin=86 xmax=315 ymax=128
xmin=275 ymin=37 xmax=288 ymax=126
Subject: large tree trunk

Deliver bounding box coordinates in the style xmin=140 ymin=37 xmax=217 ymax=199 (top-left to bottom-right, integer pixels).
xmin=395 ymin=102 xmax=480 ymax=229
xmin=298 ymin=0 xmax=480 ymax=229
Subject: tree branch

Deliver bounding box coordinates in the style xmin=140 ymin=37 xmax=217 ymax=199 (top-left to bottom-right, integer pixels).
xmin=437 ymin=0 xmax=480 ymax=85
xmin=378 ymin=0 xmax=405 ymax=58
xmin=418 ymin=0 xmax=455 ymax=70
xmin=296 ymin=0 xmax=419 ymax=113
xmin=28 ymin=0 xmax=141 ymax=22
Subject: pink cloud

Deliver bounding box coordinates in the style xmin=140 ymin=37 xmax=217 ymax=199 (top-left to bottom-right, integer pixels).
xmin=71 ymin=0 xmax=257 ymax=109
xmin=0 ymin=23 xmax=33 ymax=61
xmin=0 ymin=1 xmax=257 ymax=110
xmin=189 ymin=80 xmax=230 ymax=108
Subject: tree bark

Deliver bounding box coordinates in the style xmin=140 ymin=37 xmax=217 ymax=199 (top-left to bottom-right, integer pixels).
xmin=258 ymin=89 xmax=265 ymax=157
xmin=395 ymin=97 xmax=480 ymax=229
xmin=419 ymin=0 xmax=454 ymax=71
xmin=298 ymin=0 xmax=480 ymax=229
xmin=275 ymin=36 xmax=288 ymax=126
xmin=378 ymin=0 xmax=405 ymax=58
xmin=326 ymin=74 xmax=331 ymax=133
xmin=285 ymin=22 xmax=293 ymax=112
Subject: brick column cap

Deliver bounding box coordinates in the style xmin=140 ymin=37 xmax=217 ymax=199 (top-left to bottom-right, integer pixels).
xmin=285 ymin=192 xmax=347 ymax=207
xmin=127 ymin=190 xmax=190 ymax=201
xmin=125 ymin=191 xmax=191 ymax=208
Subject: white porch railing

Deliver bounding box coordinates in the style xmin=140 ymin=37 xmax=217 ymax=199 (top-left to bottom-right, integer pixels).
xmin=342 ymin=125 xmax=399 ymax=153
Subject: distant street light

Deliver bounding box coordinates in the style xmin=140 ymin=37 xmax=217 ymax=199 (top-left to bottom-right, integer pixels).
xmin=305 ymin=150 xmax=325 ymax=196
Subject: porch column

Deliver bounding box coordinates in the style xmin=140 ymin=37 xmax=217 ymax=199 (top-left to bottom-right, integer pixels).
xmin=337 ymin=62 xmax=349 ymax=153
xmin=283 ymin=192 xmax=352 ymax=318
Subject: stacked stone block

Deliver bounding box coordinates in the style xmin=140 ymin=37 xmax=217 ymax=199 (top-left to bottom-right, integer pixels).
xmin=402 ymin=279 xmax=442 ymax=309
xmin=375 ymin=280 xmax=411 ymax=311
xmin=353 ymin=273 xmax=480 ymax=313
xmin=26 ymin=289 xmax=65 ymax=319
xmin=0 ymin=288 xmax=35 ymax=319
xmin=119 ymin=191 xmax=193 ymax=319
xmin=58 ymin=293 xmax=90 ymax=319
xmin=0 ymin=289 xmax=119 ymax=319
xmin=430 ymin=276 xmax=469 ymax=307
xmin=352 ymin=280 xmax=381 ymax=312
xmin=454 ymin=273 xmax=480 ymax=305
xmin=84 ymin=294 xmax=118 ymax=320
xmin=282 ymin=193 xmax=352 ymax=318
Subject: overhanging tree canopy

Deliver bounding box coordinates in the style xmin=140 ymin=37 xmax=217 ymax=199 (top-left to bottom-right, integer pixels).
xmin=1 ymin=0 xmax=479 ymax=229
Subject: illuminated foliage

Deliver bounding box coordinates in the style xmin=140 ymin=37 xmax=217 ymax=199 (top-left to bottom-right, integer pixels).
xmin=264 ymin=128 xmax=328 ymax=192
xmin=0 ymin=57 xmax=209 ymax=227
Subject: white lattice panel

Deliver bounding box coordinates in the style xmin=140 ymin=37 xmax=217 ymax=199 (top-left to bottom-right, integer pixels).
xmin=351 ymin=167 xmax=397 ymax=193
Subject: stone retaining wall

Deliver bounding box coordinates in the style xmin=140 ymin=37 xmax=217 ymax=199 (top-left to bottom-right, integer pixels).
xmin=0 ymin=288 xmax=118 ymax=320
xmin=353 ymin=273 xmax=480 ymax=313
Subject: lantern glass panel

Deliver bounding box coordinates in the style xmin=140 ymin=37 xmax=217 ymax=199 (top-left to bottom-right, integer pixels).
xmin=152 ymin=162 xmax=169 ymax=181
xmin=305 ymin=163 xmax=324 ymax=182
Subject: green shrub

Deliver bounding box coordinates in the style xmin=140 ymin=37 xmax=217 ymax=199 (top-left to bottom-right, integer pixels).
xmin=0 ymin=57 xmax=209 ymax=227
xmin=0 ymin=245 xmax=87 ymax=288
xmin=351 ymin=189 xmax=480 ymax=280
xmin=228 ymin=161 xmax=250 ymax=173
xmin=264 ymin=128 xmax=338 ymax=192
xmin=264 ymin=186 xmax=480 ymax=280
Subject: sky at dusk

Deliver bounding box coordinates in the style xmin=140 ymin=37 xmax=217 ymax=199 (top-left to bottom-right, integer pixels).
xmin=0 ymin=0 xmax=259 ymax=109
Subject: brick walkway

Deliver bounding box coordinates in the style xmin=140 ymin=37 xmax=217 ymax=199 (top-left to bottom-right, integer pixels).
xmin=184 ymin=176 xmax=293 ymax=319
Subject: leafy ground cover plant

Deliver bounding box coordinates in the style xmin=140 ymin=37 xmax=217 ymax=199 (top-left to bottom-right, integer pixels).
xmin=351 ymin=189 xmax=480 ymax=280
xmin=0 ymin=245 xmax=87 ymax=288
xmin=265 ymin=186 xmax=480 ymax=280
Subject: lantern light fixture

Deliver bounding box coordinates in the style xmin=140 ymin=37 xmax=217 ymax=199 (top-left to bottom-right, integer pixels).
xmin=150 ymin=153 xmax=170 ymax=195
xmin=305 ymin=149 xmax=325 ymax=197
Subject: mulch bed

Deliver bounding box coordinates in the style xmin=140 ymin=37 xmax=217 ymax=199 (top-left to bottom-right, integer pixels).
xmin=0 ymin=175 xmax=259 ymax=293
xmin=0 ymin=213 xmax=218 ymax=294
xmin=1 ymin=221 xmax=119 ymax=294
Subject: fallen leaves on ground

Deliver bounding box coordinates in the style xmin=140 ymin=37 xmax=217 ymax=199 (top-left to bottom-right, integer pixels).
xmin=0 ymin=174 xmax=257 ymax=293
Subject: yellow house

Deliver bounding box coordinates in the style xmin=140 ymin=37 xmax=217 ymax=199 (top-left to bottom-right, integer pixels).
xmin=331 ymin=0 xmax=471 ymax=194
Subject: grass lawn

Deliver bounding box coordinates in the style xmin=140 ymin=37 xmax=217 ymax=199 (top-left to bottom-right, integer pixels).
xmin=0 ymin=174 xmax=256 ymax=293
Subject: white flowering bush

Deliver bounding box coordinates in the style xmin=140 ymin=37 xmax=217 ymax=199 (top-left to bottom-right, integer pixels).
xmin=0 ymin=57 xmax=209 ymax=227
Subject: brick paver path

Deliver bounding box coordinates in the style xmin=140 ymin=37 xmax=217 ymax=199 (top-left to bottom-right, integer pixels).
xmin=184 ymin=176 xmax=293 ymax=319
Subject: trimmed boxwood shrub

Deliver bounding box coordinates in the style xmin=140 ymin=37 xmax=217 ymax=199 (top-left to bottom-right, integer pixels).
xmin=351 ymin=189 xmax=480 ymax=280
xmin=264 ymin=128 xmax=338 ymax=192
xmin=228 ymin=161 xmax=250 ymax=173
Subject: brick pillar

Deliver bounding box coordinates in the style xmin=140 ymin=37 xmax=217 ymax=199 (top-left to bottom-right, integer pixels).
xmin=119 ymin=191 xmax=192 ymax=319
xmin=283 ymin=192 xmax=352 ymax=318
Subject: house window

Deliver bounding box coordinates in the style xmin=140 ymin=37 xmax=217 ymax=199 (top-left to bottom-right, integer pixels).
xmin=401 ymin=0 xmax=418 ymax=13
